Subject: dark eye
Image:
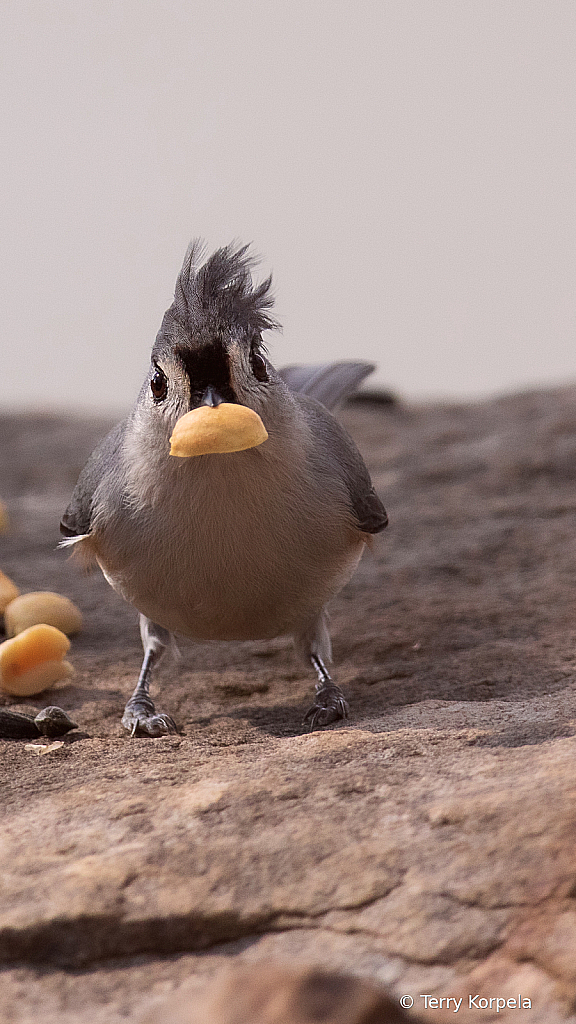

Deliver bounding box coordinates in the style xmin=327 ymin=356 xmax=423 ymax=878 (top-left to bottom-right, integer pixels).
xmin=150 ymin=367 xmax=168 ymax=401
xmin=251 ymin=349 xmax=268 ymax=382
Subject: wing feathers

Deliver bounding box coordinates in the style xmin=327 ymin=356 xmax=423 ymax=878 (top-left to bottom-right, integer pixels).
xmin=279 ymin=361 xmax=375 ymax=411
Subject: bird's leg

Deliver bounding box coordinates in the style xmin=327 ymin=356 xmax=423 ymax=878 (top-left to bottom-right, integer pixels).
xmin=299 ymin=612 xmax=349 ymax=730
xmin=303 ymin=654 xmax=349 ymax=730
xmin=121 ymin=616 xmax=177 ymax=737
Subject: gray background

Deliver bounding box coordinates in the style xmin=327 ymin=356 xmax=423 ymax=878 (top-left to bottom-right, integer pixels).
xmin=2 ymin=1 xmax=575 ymax=413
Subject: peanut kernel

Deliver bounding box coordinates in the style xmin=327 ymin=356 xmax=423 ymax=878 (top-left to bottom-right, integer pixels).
xmin=5 ymin=592 xmax=82 ymax=637
xmin=0 ymin=624 xmax=73 ymax=696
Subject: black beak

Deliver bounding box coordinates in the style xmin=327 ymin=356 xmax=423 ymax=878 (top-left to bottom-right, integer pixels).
xmin=200 ymin=386 xmax=225 ymax=407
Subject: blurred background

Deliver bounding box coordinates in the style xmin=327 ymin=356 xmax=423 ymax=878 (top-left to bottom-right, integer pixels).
xmin=1 ymin=0 xmax=575 ymax=414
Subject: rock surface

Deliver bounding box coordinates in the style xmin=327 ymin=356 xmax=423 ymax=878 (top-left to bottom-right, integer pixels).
xmin=138 ymin=962 xmax=415 ymax=1023
xmin=1 ymin=387 xmax=576 ymax=1022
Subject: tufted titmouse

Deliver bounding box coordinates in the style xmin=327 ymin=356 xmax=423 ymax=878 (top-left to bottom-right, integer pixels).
xmin=60 ymin=242 xmax=387 ymax=736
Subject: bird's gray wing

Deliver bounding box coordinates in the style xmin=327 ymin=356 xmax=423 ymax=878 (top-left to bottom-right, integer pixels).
xmin=296 ymin=394 xmax=388 ymax=535
xmin=60 ymin=419 xmax=127 ymax=538
xmin=278 ymin=361 xmax=375 ymax=412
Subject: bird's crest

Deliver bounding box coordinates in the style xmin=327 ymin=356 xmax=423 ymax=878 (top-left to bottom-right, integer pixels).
xmin=170 ymin=240 xmax=279 ymax=335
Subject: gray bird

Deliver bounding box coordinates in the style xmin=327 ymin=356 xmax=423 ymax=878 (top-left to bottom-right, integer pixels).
xmin=60 ymin=242 xmax=388 ymax=736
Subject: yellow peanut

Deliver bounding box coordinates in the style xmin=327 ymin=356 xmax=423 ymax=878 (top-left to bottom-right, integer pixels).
xmin=4 ymin=592 xmax=82 ymax=637
xmin=170 ymin=404 xmax=268 ymax=458
xmin=0 ymin=500 xmax=8 ymax=534
xmin=0 ymin=570 xmax=20 ymax=614
xmin=0 ymin=624 xmax=74 ymax=696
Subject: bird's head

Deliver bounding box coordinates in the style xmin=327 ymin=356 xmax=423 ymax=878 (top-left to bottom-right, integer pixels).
xmin=138 ymin=241 xmax=282 ymax=457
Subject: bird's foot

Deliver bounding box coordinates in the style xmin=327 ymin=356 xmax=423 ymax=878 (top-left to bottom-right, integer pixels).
xmin=122 ymin=694 xmax=177 ymax=737
xmin=303 ymin=685 xmax=349 ymax=730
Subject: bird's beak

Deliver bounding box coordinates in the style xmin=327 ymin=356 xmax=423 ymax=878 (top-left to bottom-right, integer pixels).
xmin=199 ymin=386 xmax=222 ymax=408
xmin=169 ymin=402 xmax=268 ymax=457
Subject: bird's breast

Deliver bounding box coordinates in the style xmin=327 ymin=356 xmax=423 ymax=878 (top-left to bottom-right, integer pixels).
xmin=93 ymin=448 xmax=363 ymax=641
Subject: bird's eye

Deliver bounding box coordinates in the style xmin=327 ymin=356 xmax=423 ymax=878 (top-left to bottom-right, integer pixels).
xmin=150 ymin=367 xmax=168 ymax=401
xmin=251 ymin=349 xmax=268 ymax=382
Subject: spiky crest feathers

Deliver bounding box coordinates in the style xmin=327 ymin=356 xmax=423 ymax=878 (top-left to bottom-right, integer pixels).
xmin=166 ymin=240 xmax=279 ymax=340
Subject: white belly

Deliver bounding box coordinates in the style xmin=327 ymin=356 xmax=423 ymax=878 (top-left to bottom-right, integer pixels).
xmin=93 ymin=448 xmax=364 ymax=641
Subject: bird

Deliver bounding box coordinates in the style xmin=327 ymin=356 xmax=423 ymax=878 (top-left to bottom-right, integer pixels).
xmin=60 ymin=241 xmax=388 ymax=736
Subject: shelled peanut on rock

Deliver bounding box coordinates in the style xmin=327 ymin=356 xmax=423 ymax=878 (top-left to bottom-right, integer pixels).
xmin=0 ymin=569 xmax=20 ymax=613
xmin=0 ymin=623 xmax=74 ymax=696
xmin=4 ymin=591 xmax=83 ymax=637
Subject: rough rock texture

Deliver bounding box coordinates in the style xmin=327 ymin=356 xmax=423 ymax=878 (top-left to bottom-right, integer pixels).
xmin=1 ymin=386 xmax=576 ymax=1022
xmin=138 ymin=962 xmax=415 ymax=1023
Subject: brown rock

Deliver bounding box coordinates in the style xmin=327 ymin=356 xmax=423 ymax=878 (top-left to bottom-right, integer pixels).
xmin=2 ymin=389 xmax=576 ymax=1022
xmin=140 ymin=963 xmax=416 ymax=1023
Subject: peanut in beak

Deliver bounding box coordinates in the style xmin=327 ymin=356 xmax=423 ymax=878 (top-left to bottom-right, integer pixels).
xmin=169 ymin=403 xmax=268 ymax=458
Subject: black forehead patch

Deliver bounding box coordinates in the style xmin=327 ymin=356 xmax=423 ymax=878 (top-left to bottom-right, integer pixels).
xmin=174 ymin=340 xmax=237 ymax=404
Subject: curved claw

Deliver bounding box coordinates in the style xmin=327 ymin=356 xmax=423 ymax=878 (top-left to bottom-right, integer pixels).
xmin=303 ymin=693 xmax=349 ymax=731
xmin=122 ymin=706 xmax=178 ymax=738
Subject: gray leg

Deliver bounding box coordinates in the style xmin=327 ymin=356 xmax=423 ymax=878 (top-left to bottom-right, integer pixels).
xmin=298 ymin=611 xmax=349 ymax=730
xmin=121 ymin=616 xmax=177 ymax=737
